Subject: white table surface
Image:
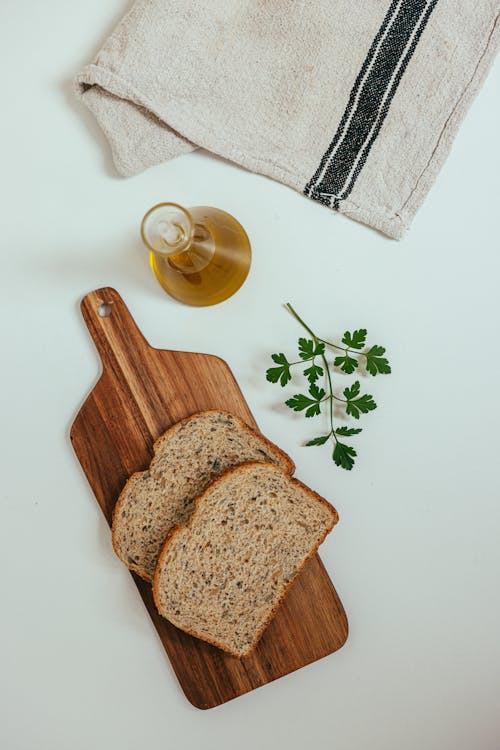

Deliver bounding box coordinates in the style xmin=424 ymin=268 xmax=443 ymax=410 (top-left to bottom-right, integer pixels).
xmin=1 ymin=2 xmax=500 ymax=748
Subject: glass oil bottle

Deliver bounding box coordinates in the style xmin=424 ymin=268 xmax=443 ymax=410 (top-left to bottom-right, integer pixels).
xmin=141 ymin=203 xmax=251 ymax=306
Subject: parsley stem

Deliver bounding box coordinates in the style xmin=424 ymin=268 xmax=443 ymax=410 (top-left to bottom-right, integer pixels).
xmin=285 ymin=303 xmax=317 ymax=339
xmin=317 ymin=337 xmax=364 ymax=359
xmin=316 ymin=337 xmax=347 ymax=353
xmin=322 ymin=344 xmax=337 ymax=444
xmin=285 ymin=303 xmax=339 ymax=443
xmin=286 ymin=304 xmax=362 ymax=358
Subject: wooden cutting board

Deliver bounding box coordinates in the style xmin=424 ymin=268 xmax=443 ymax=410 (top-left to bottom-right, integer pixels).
xmin=71 ymin=287 xmax=348 ymax=709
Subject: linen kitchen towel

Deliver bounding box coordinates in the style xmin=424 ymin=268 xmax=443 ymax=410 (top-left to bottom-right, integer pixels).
xmin=75 ymin=0 xmax=499 ymax=238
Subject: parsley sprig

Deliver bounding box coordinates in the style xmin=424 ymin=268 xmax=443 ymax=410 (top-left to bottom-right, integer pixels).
xmin=266 ymin=304 xmax=391 ymax=470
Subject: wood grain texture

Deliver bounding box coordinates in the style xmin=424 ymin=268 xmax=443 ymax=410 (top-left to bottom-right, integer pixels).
xmin=70 ymin=287 xmax=348 ymax=709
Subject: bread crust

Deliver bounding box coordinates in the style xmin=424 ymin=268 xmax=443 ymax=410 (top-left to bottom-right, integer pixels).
xmin=152 ymin=461 xmax=338 ymax=658
xmin=111 ymin=410 xmax=295 ymax=581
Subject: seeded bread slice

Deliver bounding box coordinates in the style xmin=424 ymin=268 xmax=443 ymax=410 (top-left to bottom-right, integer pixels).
xmin=112 ymin=411 xmax=294 ymax=581
xmin=152 ymin=462 xmax=338 ymax=658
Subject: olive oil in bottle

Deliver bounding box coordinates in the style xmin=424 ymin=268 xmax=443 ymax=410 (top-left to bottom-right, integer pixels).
xmin=141 ymin=203 xmax=251 ymax=306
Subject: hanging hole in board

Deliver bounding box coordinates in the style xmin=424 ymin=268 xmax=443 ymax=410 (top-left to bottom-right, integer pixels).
xmin=98 ymin=303 xmax=113 ymax=318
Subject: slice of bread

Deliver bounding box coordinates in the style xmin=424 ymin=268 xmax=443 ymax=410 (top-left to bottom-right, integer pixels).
xmin=112 ymin=411 xmax=294 ymax=581
xmin=153 ymin=462 xmax=338 ymax=658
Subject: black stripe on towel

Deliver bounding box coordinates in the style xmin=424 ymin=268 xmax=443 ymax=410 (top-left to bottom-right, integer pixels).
xmin=304 ymin=0 xmax=438 ymax=208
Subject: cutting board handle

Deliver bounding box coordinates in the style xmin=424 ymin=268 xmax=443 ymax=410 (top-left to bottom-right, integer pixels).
xmin=80 ymin=287 xmax=150 ymax=368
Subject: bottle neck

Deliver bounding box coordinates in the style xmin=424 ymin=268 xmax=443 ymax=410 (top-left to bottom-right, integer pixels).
xmin=141 ymin=203 xmax=194 ymax=257
xmin=157 ymin=219 xmax=193 ymax=256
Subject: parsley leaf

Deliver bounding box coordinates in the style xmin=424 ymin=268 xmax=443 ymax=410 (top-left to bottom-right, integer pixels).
xmin=285 ymin=394 xmax=321 ymax=417
xmin=365 ymin=345 xmax=392 ymax=376
xmin=343 ymin=381 xmax=377 ymax=419
xmin=303 ymin=362 xmax=324 ymax=384
xmin=333 ymin=442 xmax=357 ymax=470
xmin=298 ymin=338 xmax=325 ymax=360
xmin=343 ymin=380 xmax=361 ymax=400
xmin=309 ymin=383 xmax=326 ymax=400
xmin=342 ymin=329 xmax=367 ymax=350
xmin=286 ymin=383 xmax=326 ymax=417
xmin=335 ymin=426 xmax=363 ymax=436
xmin=266 ymin=353 xmax=292 ymax=387
xmin=306 ymin=435 xmax=331 ymax=446
xmin=334 ymin=354 xmax=359 ymax=374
